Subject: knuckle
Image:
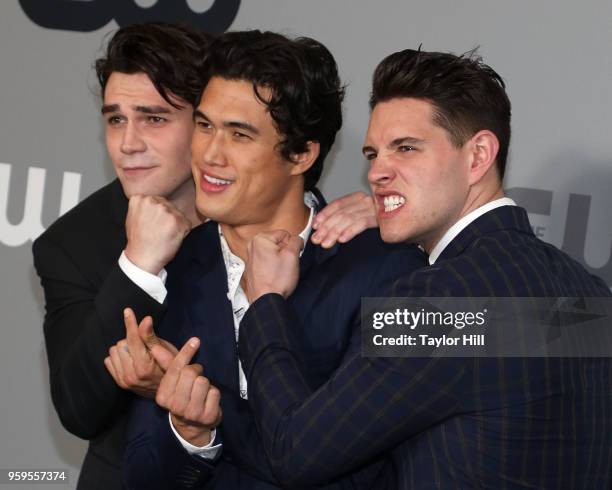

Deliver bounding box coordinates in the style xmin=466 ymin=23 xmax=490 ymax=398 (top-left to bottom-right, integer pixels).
xmin=184 ymin=407 xmax=198 ymax=422
xmin=168 ymin=363 xmax=182 ymax=376
xmin=196 ymin=376 xmax=210 ymax=391
xmin=169 ymin=400 xmax=183 ymax=417
xmin=133 ymin=362 xmax=149 ymax=379
xmin=155 ymin=391 xmax=168 ymax=407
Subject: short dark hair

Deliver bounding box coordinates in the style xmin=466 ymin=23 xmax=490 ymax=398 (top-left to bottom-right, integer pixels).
xmin=202 ymin=30 xmax=345 ymax=191
xmin=95 ymin=22 xmax=211 ymax=109
xmin=370 ymin=49 xmax=511 ymax=179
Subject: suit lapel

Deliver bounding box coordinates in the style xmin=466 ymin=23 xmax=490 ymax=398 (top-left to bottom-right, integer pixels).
xmin=183 ymin=223 xmax=240 ymax=393
xmin=438 ymin=205 xmax=534 ymax=262
xmin=290 ymin=238 xmax=339 ymax=315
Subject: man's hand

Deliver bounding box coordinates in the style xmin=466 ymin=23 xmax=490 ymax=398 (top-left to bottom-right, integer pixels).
xmin=124 ymin=195 xmax=191 ymax=274
xmin=104 ymin=308 xmax=178 ymax=398
xmin=311 ymin=191 xmax=377 ymax=248
xmin=244 ymin=230 xmax=302 ymax=303
xmin=151 ymin=337 xmax=222 ymax=447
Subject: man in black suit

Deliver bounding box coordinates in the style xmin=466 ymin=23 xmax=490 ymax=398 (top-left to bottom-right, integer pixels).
xmin=32 ymin=23 xmax=211 ymax=490
xmin=32 ymin=23 xmax=383 ymax=490
xmin=120 ymin=31 xmax=427 ymax=489
xmin=229 ymin=49 xmax=612 ymax=488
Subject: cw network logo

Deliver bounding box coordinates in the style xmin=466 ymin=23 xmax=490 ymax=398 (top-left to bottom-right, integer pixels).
xmin=19 ymin=0 xmax=240 ymax=34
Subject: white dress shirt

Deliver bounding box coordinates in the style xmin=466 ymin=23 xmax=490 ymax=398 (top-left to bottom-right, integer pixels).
xmin=219 ymin=201 xmax=315 ymax=400
xmin=428 ymin=197 xmax=517 ymax=265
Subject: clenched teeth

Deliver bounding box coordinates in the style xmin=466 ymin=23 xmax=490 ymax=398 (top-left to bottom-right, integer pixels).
xmin=383 ymin=195 xmax=406 ymax=212
xmin=204 ymin=174 xmax=232 ymax=185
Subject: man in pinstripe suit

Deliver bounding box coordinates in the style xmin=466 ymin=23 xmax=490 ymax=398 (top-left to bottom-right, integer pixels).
xmin=226 ymin=49 xmax=612 ymax=488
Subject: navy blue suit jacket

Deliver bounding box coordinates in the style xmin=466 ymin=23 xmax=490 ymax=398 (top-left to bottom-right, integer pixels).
xmin=124 ymin=220 xmax=427 ymax=489
xmin=239 ymin=205 xmax=612 ymax=489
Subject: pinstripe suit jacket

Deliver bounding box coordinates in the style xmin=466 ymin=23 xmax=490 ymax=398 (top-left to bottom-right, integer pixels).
xmin=238 ymin=205 xmax=612 ymax=489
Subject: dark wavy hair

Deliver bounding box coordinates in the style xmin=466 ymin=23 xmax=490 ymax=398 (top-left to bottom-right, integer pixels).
xmin=370 ymin=48 xmax=511 ymax=179
xmin=202 ymin=30 xmax=345 ymax=191
xmin=95 ymin=22 xmax=212 ymax=108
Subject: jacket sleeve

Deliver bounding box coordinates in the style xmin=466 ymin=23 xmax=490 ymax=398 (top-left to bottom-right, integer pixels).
xmin=124 ymin=397 xmax=219 ymax=489
xmin=32 ymin=235 xmax=166 ymax=439
xmin=218 ymin=384 xmax=396 ymax=490
xmin=238 ymin=288 xmax=463 ymax=488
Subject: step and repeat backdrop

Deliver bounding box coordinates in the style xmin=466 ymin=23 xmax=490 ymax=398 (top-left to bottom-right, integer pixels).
xmin=0 ymin=0 xmax=610 ymax=487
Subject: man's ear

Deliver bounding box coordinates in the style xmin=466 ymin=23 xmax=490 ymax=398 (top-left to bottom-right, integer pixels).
xmin=289 ymin=141 xmax=320 ymax=176
xmin=467 ymin=130 xmax=500 ymax=186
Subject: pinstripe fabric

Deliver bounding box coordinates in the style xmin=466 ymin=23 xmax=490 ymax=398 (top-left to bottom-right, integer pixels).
xmin=240 ymin=206 xmax=612 ymax=489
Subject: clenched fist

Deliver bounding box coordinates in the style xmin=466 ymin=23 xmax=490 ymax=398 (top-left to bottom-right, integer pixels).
xmin=244 ymin=230 xmax=302 ymax=303
xmin=124 ymin=195 xmax=191 ymax=274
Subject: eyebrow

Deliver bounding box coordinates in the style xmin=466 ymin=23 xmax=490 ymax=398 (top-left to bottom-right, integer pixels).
xmin=362 ymin=136 xmax=425 ymax=155
xmin=101 ymin=104 xmax=119 ymax=115
xmin=193 ymin=109 xmax=260 ymax=135
xmin=101 ymin=104 xmax=171 ymax=115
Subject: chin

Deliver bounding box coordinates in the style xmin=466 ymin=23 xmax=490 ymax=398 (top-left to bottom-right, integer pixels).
xmin=379 ymin=226 xmax=410 ymax=244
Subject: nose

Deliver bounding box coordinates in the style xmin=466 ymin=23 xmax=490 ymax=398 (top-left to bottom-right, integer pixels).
xmin=199 ymin=130 xmax=226 ymax=168
xmin=367 ymin=154 xmax=395 ymax=189
xmin=120 ymin=122 xmax=146 ymax=154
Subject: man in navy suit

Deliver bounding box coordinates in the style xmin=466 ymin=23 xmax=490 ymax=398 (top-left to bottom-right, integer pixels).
xmin=120 ymin=32 xmax=426 ymax=489
xmin=235 ymin=49 xmax=612 ymax=488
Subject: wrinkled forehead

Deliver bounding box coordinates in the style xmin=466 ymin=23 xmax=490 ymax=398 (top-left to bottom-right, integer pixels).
xmin=364 ymin=98 xmax=436 ymax=147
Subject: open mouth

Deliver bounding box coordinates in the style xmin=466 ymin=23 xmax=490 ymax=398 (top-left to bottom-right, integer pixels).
xmin=382 ymin=194 xmax=406 ymax=213
xmin=200 ymin=173 xmax=234 ymax=193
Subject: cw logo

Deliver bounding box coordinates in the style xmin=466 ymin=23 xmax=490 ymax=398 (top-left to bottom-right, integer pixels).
xmin=19 ymin=0 xmax=240 ymax=34
xmin=0 ymin=163 xmax=80 ymax=247
xmin=506 ymin=187 xmax=612 ymax=287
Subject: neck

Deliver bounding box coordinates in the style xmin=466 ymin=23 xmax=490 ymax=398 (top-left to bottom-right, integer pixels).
xmin=422 ymin=182 xmax=504 ymax=254
xmin=221 ymin=185 xmax=309 ymax=262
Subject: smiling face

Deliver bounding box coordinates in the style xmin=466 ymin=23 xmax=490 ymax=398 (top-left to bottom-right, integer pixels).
xmin=191 ymin=77 xmax=307 ymax=228
xmin=103 ymin=72 xmax=195 ymax=204
xmin=365 ymin=97 xmax=472 ymax=249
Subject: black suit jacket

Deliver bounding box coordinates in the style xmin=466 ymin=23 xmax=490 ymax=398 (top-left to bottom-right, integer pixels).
xmin=124 ymin=220 xmax=427 ymax=489
xmin=238 ymin=205 xmax=612 ymax=489
xmin=32 ymin=180 xmax=166 ymax=490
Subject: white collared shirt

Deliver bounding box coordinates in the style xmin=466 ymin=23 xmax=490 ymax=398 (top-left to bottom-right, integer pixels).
xmin=428 ymin=197 xmax=517 ymax=265
xmin=219 ymin=196 xmax=316 ymax=400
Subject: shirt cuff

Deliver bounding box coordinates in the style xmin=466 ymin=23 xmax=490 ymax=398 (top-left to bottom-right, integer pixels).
xmin=168 ymin=412 xmax=222 ymax=460
xmin=118 ymin=251 xmax=168 ymax=304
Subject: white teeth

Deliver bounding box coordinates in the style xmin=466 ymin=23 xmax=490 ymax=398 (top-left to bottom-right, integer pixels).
xmin=204 ymin=174 xmax=232 ymax=185
xmin=383 ymin=195 xmax=406 ymax=212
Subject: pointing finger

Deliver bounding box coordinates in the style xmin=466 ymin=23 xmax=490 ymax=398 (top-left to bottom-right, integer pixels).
xmin=169 ymin=338 xmax=200 ymax=374
xmin=125 ymin=309 xmax=148 ymax=360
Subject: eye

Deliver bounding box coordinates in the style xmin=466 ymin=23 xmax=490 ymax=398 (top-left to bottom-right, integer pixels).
xmin=233 ymin=131 xmax=251 ymax=140
xmin=106 ymin=115 xmax=124 ymax=126
xmin=364 ymin=151 xmax=377 ymax=161
xmin=397 ymin=145 xmax=415 ymax=153
xmin=195 ymin=120 xmax=212 ymax=130
xmin=147 ymin=116 xmax=167 ymax=124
